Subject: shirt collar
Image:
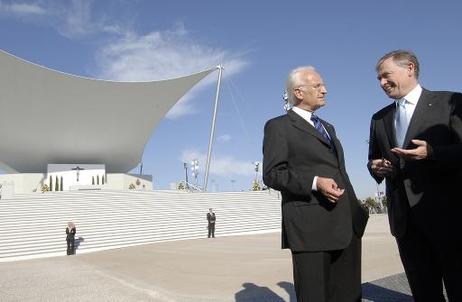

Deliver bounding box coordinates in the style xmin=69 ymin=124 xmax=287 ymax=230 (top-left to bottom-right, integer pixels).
xmin=399 ymin=83 xmax=422 ymax=105
xmin=292 ymin=106 xmax=314 ymax=122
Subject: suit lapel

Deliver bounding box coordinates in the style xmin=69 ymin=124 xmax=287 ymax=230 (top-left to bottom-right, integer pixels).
xmin=323 ymin=120 xmax=342 ymax=160
xmin=288 ymin=110 xmax=331 ymax=147
xmin=382 ymin=104 xmax=397 ymax=148
xmin=375 ymin=103 xmax=400 ymax=165
xmin=403 ymin=89 xmax=436 ymax=147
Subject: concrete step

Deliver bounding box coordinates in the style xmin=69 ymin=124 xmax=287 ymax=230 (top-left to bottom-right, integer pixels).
xmin=0 ymin=190 xmax=281 ymax=261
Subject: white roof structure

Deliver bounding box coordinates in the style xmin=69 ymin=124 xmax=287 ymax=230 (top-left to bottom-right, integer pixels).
xmin=0 ymin=50 xmax=216 ymax=173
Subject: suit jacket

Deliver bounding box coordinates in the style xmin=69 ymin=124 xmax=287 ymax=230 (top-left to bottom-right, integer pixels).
xmin=66 ymin=227 xmax=76 ymax=241
xmin=263 ymin=109 xmax=368 ymax=252
xmin=207 ymin=213 xmax=216 ymax=224
xmin=368 ymin=89 xmax=462 ymax=238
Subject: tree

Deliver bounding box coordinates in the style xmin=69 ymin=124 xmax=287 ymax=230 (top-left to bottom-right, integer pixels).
xmin=380 ymin=196 xmax=388 ymax=208
xmin=379 ymin=196 xmax=388 ymax=213
xmin=251 ymin=180 xmax=261 ymax=191
xmin=60 ymin=176 xmax=63 ymax=191
xmin=49 ymin=175 xmax=53 ymax=192
xmin=364 ymin=197 xmax=378 ymax=213
xmin=55 ymin=176 xmax=59 ymax=191
xmin=41 ymin=184 xmax=49 ymax=193
xmin=176 ymin=182 xmax=186 ymax=191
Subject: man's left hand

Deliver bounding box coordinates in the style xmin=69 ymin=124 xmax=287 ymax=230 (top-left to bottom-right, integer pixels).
xmin=391 ymin=139 xmax=429 ymax=160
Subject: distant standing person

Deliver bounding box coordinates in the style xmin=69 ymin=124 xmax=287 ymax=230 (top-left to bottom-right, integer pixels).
xmin=207 ymin=208 xmax=216 ymax=238
xmin=66 ymin=222 xmax=76 ymax=255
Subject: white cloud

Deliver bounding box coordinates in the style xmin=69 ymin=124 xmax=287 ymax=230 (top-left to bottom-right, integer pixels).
xmin=217 ymin=134 xmax=232 ymax=143
xmin=96 ymin=26 xmax=247 ymax=81
xmin=0 ymin=0 xmax=121 ymax=37
xmin=58 ymin=0 xmax=93 ymax=37
xmin=95 ymin=25 xmax=248 ymax=118
xmin=54 ymin=0 xmax=129 ymax=38
xmin=0 ymin=2 xmax=46 ymax=15
xmin=180 ymin=150 xmax=254 ymax=177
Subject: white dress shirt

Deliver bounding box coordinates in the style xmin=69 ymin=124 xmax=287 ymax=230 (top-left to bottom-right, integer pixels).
xmin=395 ymin=84 xmax=422 ymax=146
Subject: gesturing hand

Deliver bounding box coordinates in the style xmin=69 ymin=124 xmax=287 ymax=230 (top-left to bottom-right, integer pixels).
xmin=316 ymin=177 xmax=344 ymax=203
xmin=391 ymin=139 xmax=429 ymax=160
xmin=369 ymin=158 xmax=393 ymax=177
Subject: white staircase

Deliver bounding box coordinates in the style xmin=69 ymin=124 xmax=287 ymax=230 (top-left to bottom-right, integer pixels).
xmin=0 ymin=190 xmax=281 ymax=261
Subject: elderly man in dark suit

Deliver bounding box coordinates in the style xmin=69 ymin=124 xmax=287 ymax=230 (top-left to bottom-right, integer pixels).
xmin=263 ymin=66 xmax=368 ymax=302
xmin=368 ymin=50 xmax=462 ymax=302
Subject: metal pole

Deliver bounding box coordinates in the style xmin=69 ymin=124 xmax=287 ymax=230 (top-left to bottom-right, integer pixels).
xmin=204 ymin=65 xmax=223 ymax=191
xmin=184 ymin=163 xmax=189 ymax=189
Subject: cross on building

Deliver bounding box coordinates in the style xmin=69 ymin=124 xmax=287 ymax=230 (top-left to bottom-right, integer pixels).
xmin=71 ymin=166 xmax=85 ymax=182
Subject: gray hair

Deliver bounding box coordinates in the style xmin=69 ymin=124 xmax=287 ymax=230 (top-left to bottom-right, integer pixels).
xmin=285 ymin=66 xmax=317 ymax=105
xmin=376 ymin=50 xmax=420 ymax=79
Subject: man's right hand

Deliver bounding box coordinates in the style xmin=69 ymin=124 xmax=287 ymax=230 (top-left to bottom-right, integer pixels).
xmin=369 ymin=158 xmax=393 ymax=177
xmin=316 ymin=177 xmax=344 ymax=203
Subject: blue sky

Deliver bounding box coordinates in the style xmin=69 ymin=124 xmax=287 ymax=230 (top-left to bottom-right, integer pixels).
xmin=1 ymin=0 xmax=461 ymax=198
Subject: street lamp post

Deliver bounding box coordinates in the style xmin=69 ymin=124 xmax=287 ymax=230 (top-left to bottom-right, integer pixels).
xmin=253 ymin=161 xmax=260 ymax=182
xmin=191 ymin=159 xmax=199 ymax=187
xmin=183 ymin=162 xmax=189 ymax=189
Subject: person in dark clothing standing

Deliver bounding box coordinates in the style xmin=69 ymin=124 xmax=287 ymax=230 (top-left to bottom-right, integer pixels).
xmin=66 ymin=221 xmax=76 ymax=255
xmin=368 ymin=50 xmax=462 ymax=301
xmin=263 ymin=66 xmax=369 ymax=302
xmin=207 ymin=208 xmax=216 ymax=238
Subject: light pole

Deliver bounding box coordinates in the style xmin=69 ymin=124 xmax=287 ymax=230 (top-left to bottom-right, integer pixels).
xmin=231 ymin=179 xmax=235 ymax=191
xmin=283 ymin=90 xmax=291 ymax=111
xmin=191 ymin=159 xmax=199 ymax=187
xmin=183 ymin=162 xmax=189 ymax=189
xmin=253 ymin=161 xmax=260 ymax=183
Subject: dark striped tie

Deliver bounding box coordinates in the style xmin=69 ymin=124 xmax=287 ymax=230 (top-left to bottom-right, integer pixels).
xmin=310 ymin=114 xmax=331 ymax=143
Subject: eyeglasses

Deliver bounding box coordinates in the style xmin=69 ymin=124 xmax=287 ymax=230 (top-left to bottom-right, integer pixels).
xmin=295 ymin=83 xmax=327 ymax=90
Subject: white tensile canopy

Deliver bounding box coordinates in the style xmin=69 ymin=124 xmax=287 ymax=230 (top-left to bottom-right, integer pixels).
xmin=0 ymin=50 xmax=216 ymax=173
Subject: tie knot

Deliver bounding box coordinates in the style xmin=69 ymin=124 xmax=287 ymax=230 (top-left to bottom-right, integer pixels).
xmin=398 ymin=98 xmax=407 ymax=107
xmin=310 ymin=114 xmax=319 ymax=123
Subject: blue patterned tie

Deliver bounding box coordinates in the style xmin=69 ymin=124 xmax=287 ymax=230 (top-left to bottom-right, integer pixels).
xmin=310 ymin=114 xmax=332 ymax=145
xmin=395 ymin=99 xmax=409 ymax=147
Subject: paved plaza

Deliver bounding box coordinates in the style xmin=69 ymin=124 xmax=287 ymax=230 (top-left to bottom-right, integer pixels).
xmin=0 ymin=214 xmax=414 ymax=301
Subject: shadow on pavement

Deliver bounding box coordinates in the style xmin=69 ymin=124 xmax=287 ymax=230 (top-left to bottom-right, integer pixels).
xmin=235 ymin=282 xmax=286 ymax=302
xmin=74 ymin=236 xmax=85 ymax=254
xmin=362 ymin=282 xmax=413 ymax=302
xmin=277 ymin=281 xmax=296 ymax=302
xmin=233 ymin=278 xmax=415 ymax=302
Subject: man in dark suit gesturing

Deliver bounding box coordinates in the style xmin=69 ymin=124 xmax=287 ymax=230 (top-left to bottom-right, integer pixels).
xmin=368 ymin=50 xmax=462 ymax=301
xmin=263 ymin=66 xmax=368 ymax=302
